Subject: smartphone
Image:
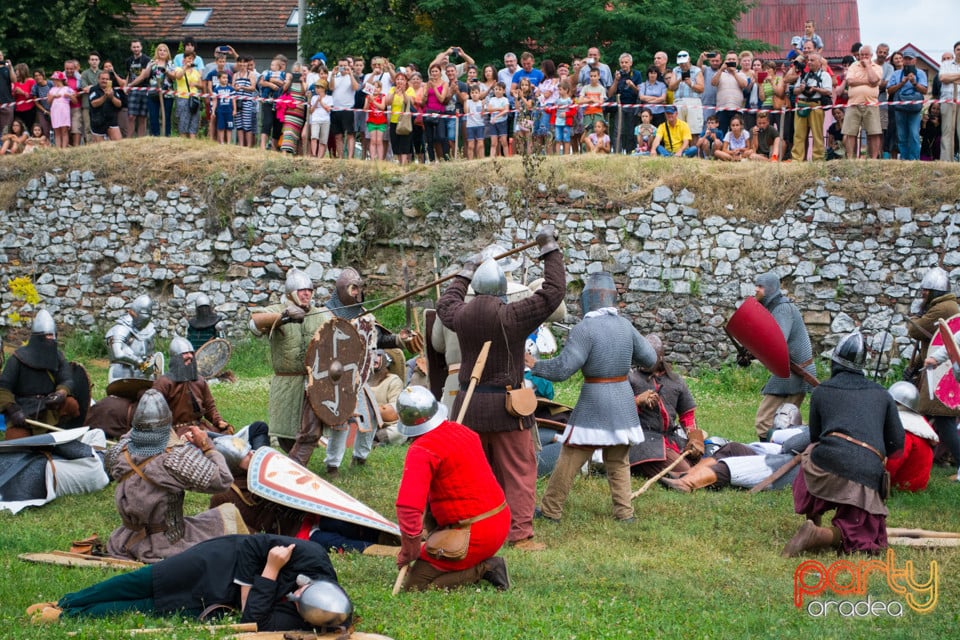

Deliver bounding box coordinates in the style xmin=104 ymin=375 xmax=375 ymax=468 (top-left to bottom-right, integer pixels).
xmin=757 ymin=71 xmax=768 ymax=83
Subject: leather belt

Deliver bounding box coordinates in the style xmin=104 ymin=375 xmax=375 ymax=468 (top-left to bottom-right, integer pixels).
xmin=584 ymin=375 xmax=628 ymax=384
xmin=825 ymin=432 xmax=884 ymax=460
xmin=457 ymin=501 xmax=507 ymax=526
xmin=796 ymin=358 xmax=814 ymax=368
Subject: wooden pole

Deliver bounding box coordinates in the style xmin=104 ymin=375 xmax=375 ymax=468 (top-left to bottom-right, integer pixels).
xmin=25 ymin=418 xmax=117 ymax=447
xmin=631 ymin=450 xmax=691 ymax=498
xmin=366 ymin=241 xmax=538 ymax=314
xmin=392 ymin=563 xmax=410 ymax=596
xmin=887 ymin=527 xmax=960 ymax=539
xmin=456 ymin=341 xmax=492 ymax=424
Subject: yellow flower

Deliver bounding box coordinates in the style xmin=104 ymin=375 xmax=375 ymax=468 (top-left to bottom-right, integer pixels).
xmin=7 ymin=311 xmax=22 ymax=326
xmin=8 ymin=276 xmax=41 ymax=305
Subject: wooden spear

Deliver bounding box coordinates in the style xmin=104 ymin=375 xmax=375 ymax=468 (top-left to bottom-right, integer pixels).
xmin=631 ymin=450 xmax=692 ymax=498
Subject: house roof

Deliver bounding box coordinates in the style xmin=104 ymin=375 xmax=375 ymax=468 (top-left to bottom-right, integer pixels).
xmin=126 ymin=0 xmax=299 ymax=45
xmin=897 ymin=43 xmax=940 ymax=71
xmin=735 ymin=0 xmax=861 ymax=61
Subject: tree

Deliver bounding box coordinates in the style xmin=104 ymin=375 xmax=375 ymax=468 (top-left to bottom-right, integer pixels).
xmin=0 ymin=0 xmax=187 ymax=72
xmin=303 ymin=0 xmax=766 ymax=70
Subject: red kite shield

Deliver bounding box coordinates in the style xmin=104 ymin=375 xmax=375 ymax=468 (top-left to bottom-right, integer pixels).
xmin=931 ymin=315 xmax=960 ymax=409
xmin=724 ymin=297 xmax=791 ymax=378
xmin=306 ymin=318 xmax=367 ymax=425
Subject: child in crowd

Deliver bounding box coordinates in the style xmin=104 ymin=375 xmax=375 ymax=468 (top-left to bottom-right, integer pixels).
xmin=46 ymin=71 xmax=76 ymax=149
xmin=714 ymin=115 xmax=753 ymax=161
xmin=309 ymin=81 xmax=333 ymax=158
xmin=464 ymin=84 xmax=486 ymax=159
xmin=826 ymin=107 xmax=845 ymax=160
xmin=584 ymin=119 xmax=611 ymax=154
xmin=553 ymin=80 xmax=574 ymax=155
xmin=0 ymin=119 xmax=28 ymax=155
xmin=579 ymin=68 xmax=606 ymax=134
xmin=485 ymin=81 xmax=510 ymax=157
xmin=696 ymin=114 xmax=723 ymax=159
xmin=633 ymin=108 xmax=656 ymax=156
xmin=22 ymin=122 xmax=50 ymax=153
xmin=364 ymin=80 xmax=387 ymax=161
xmin=31 ymin=69 xmax=52 ymax=139
xmin=212 ymin=71 xmax=235 ymax=144
xmin=513 ymin=76 xmax=535 ymax=155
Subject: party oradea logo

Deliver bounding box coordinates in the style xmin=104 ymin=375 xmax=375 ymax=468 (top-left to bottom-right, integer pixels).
xmin=794 ymin=549 xmax=938 ymax=617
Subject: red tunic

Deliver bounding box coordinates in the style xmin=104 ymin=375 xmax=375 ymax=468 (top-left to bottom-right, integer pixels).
xmin=886 ymin=431 xmax=934 ymax=492
xmin=396 ymin=419 xmax=510 ymax=571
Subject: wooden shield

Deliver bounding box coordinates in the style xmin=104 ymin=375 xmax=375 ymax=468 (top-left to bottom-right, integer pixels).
xmin=306 ymin=318 xmax=368 ymax=425
xmin=105 ymin=377 xmax=153 ymax=401
xmin=59 ymin=362 xmax=91 ymax=430
xmin=725 ymin=297 xmax=791 ymax=378
xmin=930 ymin=315 xmax=960 ymax=409
xmin=196 ymin=338 xmax=232 ymax=379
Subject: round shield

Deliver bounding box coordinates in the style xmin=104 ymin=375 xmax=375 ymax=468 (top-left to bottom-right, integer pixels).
xmin=306 ymin=318 xmax=369 ymax=425
xmin=196 ymin=338 xmax=232 ymax=379
xmin=105 ymin=377 xmax=153 ymax=401
xmin=59 ymin=362 xmax=92 ymax=430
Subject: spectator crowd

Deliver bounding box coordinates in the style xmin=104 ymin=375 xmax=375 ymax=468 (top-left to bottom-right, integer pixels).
xmin=1 ymin=22 xmax=958 ymax=163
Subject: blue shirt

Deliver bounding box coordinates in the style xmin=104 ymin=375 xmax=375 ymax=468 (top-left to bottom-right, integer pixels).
xmin=511 ymin=67 xmax=544 ymax=88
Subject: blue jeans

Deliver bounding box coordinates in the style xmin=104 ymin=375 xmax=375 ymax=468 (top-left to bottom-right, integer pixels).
xmin=656 ymin=145 xmax=698 ymax=158
xmin=895 ymin=108 xmax=922 ymax=160
xmin=147 ymin=95 xmax=174 ymax=137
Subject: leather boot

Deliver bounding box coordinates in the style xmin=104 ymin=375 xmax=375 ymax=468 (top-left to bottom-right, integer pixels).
xmin=661 ymin=464 xmax=718 ymax=493
xmin=326 ymin=465 xmax=340 ymax=480
xmin=781 ymin=520 xmax=842 ymax=557
xmin=481 ymin=556 xmax=511 ymax=591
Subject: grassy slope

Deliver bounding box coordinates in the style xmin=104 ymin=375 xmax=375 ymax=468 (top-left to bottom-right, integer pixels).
xmin=2 ymin=342 xmax=957 ymax=639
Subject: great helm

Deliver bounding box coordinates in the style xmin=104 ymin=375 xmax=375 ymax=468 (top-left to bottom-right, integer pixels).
xmin=397 ymin=385 xmax=448 ymax=437
xmin=471 ymin=258 xmax=507 ymax=297
xmin=31 ymin=309 xmax=56 ymax=337
xmin=213 ymin=436 xmax=252 ymax=474
xmin=287 ymin=576 xmax=353 ymax=627
xmin=921 ymin=267 xmax=950 ymax=293
xmin=831 ymin=328 xmax=866 ymax=371
xmin=130 ymin=294 xmax=153 ymax=329
xmin=772 ymin=403 xmax=803 ymax=431
xmin=580 ymin=272 xmax=618 ymax=314
xmin=888 ymin=381 xmax=920 ymax=412
xmin=285 ymin=268 xmax=313 ymax=297
xmin=128 ymin=389 xmax=173 ymax=456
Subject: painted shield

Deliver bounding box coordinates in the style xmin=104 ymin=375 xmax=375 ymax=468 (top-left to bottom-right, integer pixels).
xmin=353 ymin=314 xmax=379 ymax=385
xmin=725 ymin=297 xmax=791 ymax=379
xmin=930 ymin=314 xmax=960 ymax=409
xmin=196 ymin=338 xmax=232 ymax=379
xmin=247 ymin=447 xmax=400 ymax=537
xmin=59 ymin=362 xmax=91 ymax=430
xmin=306 ymin=318 xmax=368 ymax=425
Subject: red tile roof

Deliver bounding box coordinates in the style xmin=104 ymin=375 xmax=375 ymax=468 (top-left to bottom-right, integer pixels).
xmin=736 ymin=0 xmax=861 ymax=60
xmin=127 ymin=0 xmax=298 ymax=45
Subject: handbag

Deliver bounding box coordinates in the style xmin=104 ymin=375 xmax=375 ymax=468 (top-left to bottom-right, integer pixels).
xmin=424 ymin=502 xmax=507 ymax=561
xmin=396 ymin=99 xmax=413 ymax=135
xmin=505 ymin=385 xmax=537 ymax=418
xmin=188 ymin=94 xmax=201 ymax=114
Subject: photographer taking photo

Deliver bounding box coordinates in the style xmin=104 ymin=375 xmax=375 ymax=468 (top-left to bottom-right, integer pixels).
xmin=787 ymin=52 xmax=832 ymax=161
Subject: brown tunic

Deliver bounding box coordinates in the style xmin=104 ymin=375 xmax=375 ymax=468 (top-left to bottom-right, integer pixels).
xmin=907 ymin=293 xmax=960 ymax=416
xmin=152 ymin=375 xmax=229 ymax=435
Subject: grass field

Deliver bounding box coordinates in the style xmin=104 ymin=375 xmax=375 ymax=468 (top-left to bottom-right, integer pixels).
xmin=2 ymin=339 xmax=958 ymax=639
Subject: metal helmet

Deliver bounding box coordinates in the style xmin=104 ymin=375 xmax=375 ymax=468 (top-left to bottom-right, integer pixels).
xmin=213 ymin=436 xmax=252 ymax=474
xmin=397 ymin=385 xmax=448 ymax=437
xmin=645 ymin=334 xmax=664 ymax=360
xmin=921 ymin=267 xmax=950 ymax=292
xmin=287 ymin=576 xmax=353 ymax=628
xmin=580 ymin=272 xmax=618 ymax=314
xmin=128 ymin=389 xmax=173 ymax=456
xmin=374 ymin=349 xmax=392 ymax=372
xmin=335 ymin=268 xmax=364 ymax=306
xmin=888 ymin=381 xmax=920 ymax=412
xmin=470 ymin=258 xmax=507 ymax=297
xmin=31 ymin=309 xmax=56 ymax=337
xmin=130 ymin=295 xmax=153 ymax=329
xmin=285 ymin=268 xmax=313 ymax=295
xmin=195 ymin=293 xmax=211 ymax=309
xmin=168 ymin=336 xmax=198 ymax=382
xmin=831 ymin=329 xmax=866 ymax=371
xmin=772 ymin=403 xmax=803 ymax=431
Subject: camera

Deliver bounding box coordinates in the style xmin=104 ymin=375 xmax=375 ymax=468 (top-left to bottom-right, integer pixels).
xmin=707 ymin=52 xmax=718 ymax=58
xmin=725 ymin=61 xmax=736 ymax=68
xmin=792 ymin=57 xmax=805 ymax=72
xmin=682 ymin=70 xmax=691 ymax=79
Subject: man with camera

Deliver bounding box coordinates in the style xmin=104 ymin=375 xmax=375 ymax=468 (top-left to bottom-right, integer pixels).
xmin=710 ymin=51 xmax=747 ymax=135
xmin=887 ymin=52 xmax=928 ymax=161
xmin=328 ymin=58 xmax=358 ymax=158
xmin=608 ymin=53 xmax=643 ymax=153
xmin=670 ymin=51 xmax=704 ymax=143
xmin=785 ymin=52 xmax=832 ymax=161
xmin=430 ymin=46 xmax=475 ymax=80
xmin=0 ymin=51 xmax=14 ymax=134
xmin=576 ymin=47 xmax=613 ymax=89
xmin=841 ymin=45 xmax=883 ymax=159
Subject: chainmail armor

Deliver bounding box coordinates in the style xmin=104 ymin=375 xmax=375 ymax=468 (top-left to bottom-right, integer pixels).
xmin=163 ymin=444 xmax=219 ymax=488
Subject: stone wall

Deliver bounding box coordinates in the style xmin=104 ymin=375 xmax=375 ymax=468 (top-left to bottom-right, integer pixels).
xmin=2 ymin=168 xmax=958 ymax=373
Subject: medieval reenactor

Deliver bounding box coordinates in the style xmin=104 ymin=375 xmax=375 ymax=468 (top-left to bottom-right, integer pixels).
xmin=907 ymin=266 xmax=960 ymax=466
xmin=186 ymin=293 xmax=224 ymax=351
xmin=105 ymin=294 xmax=158 ymax=385
xmin=28 ymin=533 xmax=353 ymax=633
xmin=321 ymin=267 xmax=423 ymax=477
xmin=103 ymin=389 xmax=247 ymax=563
xmin=885 ymin=381 xmax=938 ymax=492
xmin=781 ymin=330 xmax=905 ymax=557
xmin=528 ymin=272 xmax=657 ymax=523
xmin=395 ymin=386 xmax=511 ymax=591
xmin=750 ymin=271 xmax=815 ymax=440
xmin=152 ymin=336 xmax=233 ymax=436
xmin=249 ymin=268 xmax=333 ymax=466
xmin=0 ymin=310 xmax=76 ymax=440
xmin=627 ymin=333 xmax=704 ymax=478
xmin=436 ymin=226 xmax=565 ymax=552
